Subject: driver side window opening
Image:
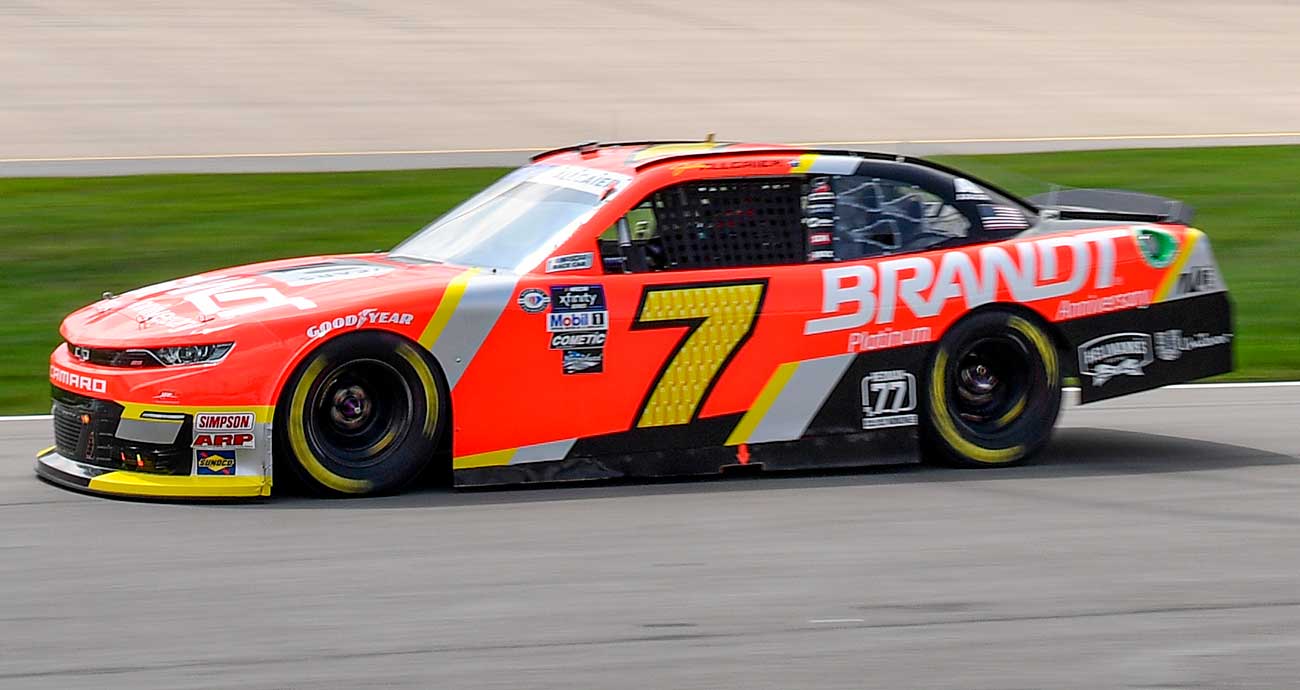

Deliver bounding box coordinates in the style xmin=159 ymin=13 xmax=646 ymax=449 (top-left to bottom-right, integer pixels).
xmin=811 ymin=175 xmax=970 ymax=262
xmin=599 ymin=172 xmax=975 ymax=273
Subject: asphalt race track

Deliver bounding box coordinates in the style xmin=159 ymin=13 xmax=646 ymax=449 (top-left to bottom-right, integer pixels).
xmin=1 ymin=384 xmax=1298 ymax=689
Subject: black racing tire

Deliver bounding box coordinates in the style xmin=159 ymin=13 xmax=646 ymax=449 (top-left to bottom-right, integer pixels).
xmin=275 ymin=332 xmax=447 ymax=497
xmin=921 ymin=310 xmax=1061 ymax=468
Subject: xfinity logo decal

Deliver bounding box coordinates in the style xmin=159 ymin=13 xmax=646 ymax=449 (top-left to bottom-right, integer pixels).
xmin=51 ymin=365 xmax=107 ymax=394
xmin=551 ymin=285 xmax=606 ymax=311
xmin=805 ymin=230 xmax=1122 ymax=334
xmin=1078 ymin=333 xmax=1153 ymax=386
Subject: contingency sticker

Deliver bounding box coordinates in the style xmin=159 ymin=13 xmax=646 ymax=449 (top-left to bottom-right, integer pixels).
xmin=196 ymin=450 xmax=236 ymax=475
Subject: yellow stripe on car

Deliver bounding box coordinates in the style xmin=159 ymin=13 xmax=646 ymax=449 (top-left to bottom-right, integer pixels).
xmin=453 ymin=448 xmax=516 ymax=470
xmin=419 ymin=268 xmax=479 ymax=349
xmin=86 ymin=472 xmax=269 ymax=498
xmin=117 ymin=403 xmax=275 ymax=423
xmin=1154 ymin=228 xmax=1204 ymax=302
xmin=725 ymin=362 xmax=799 ymax=446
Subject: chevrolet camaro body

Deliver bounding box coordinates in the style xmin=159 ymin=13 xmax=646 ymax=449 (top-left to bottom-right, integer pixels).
xmin=37 ymin=142 xmax=1233 ymax=498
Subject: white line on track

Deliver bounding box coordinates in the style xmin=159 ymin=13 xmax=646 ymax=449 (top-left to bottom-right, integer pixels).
xmin=1 ymin=381 xmax=1296 ymax=422
xmin=2 ymin=131 xmax=1299 ymax=164
xmin=809 ymin=618 xmax=866 ymax=624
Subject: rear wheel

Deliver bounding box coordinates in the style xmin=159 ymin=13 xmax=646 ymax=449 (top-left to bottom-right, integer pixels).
xmin=922 ymin=310 xmax=1061 ymax=467
xmin=277 ymin=333 xmax=446 ymax=496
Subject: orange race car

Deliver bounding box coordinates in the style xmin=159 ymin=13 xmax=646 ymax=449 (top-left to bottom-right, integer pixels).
xmin=37 ymin=141 xmax=1234 ymax=499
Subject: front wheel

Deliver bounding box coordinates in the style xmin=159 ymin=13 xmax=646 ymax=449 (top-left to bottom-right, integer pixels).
xmin=922 ymin=311 xmax=1061 ymax=467
xmin=277 ymin=333 xmax=447 ymax=496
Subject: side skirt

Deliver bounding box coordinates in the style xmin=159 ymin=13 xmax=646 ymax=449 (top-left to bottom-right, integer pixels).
xmin=453 ymin=427 xmax=917 ymax=487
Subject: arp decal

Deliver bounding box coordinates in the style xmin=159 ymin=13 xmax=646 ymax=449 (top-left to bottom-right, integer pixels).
xmin=193 ymin=411 xmax=256 ymax=450
xmin=805 ymin=230 xmax=1123 ymax=337
xmin=196 ymin=450 xmax=236 ymax=476
xmin=517 ymin=288 xmax=550 ymax=313
xmin=546 ymin=253 xmax=594 ymax=273
xmin=859 ymin=370 xmax=918 ymax=429
xmin=1078 ymin=333 xmax=1154 ymax=386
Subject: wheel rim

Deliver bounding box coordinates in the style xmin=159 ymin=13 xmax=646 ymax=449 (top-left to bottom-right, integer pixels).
xmin=949 ymin=335 xmax=1031 ymax=434
xmin=305 ymin=358 xmax=413 ymax=468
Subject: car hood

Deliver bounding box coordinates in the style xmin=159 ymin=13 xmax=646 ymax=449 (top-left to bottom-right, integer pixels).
xmin=60 ymin=254 xmax=475 ymax=347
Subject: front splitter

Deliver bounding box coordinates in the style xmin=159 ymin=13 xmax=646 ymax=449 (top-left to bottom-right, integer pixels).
xmin=36 ymin=448 xmax=270 ymax=499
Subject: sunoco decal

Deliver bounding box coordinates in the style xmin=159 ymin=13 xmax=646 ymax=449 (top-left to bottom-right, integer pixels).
xmin=196 ymin=450 xmax=236 ymax=476
xmin=1078 ymin=333 xmax=1154 ymax=386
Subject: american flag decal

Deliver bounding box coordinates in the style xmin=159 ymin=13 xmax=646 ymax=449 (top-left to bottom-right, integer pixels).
xmin=979 ymin=205 xmax=1028 ymax=231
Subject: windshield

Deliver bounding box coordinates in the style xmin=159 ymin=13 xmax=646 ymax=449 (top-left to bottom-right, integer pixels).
xmin=390 ymin=164 xmax=630 ymax=271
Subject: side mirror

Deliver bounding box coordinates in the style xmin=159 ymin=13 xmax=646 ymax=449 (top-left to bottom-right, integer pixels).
xmin=617 ymin=217 xmax=648 ymax=273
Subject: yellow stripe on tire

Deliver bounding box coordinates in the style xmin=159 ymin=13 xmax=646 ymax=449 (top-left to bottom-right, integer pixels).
xmin=929 ymin=350 xmax=1024 ymax=465
xmin=287 ymin=357 xmax=373 ymax=494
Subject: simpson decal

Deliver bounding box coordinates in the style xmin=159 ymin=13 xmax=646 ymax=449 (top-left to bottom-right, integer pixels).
xmin=1078 ymin=333 xmax=1154 ymax=386
xmin=546 ymin=253 xmax=595 ymax=273
xmin=193 ymin=410 xmax=256 ymax=450
xmin=195 ymin=412 xmax=255 ymax=432
xmin=196 ymin=450 xmax=236 ymax=476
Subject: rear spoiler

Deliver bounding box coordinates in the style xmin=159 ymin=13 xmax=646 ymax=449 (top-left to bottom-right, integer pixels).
xmin=1027 ymin=189 xmax=1195 ymax=225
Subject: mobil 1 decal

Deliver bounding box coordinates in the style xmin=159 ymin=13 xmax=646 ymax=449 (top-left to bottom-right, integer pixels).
xmin=550 ymin=284 xmax=609 ymax=374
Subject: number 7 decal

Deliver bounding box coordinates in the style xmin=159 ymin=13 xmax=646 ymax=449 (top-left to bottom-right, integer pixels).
xmin=633 ymin=281 xmax=768 ymax=428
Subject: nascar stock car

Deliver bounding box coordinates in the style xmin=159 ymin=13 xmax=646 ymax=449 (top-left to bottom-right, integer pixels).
xmin=37 ymin=141 xmax=1233 ymax=499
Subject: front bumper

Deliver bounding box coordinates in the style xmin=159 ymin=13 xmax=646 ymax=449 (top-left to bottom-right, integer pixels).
xmin=36 ymin=446 xmax=270 ymax=499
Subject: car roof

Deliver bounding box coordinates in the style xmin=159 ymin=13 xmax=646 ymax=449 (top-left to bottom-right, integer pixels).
xmin=530 ymin=140 xmax=1036 ymax=210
